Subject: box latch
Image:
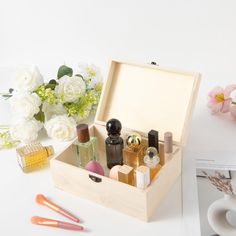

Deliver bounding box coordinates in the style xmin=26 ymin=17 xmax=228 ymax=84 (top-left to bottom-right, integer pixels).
xmin=89 ymin=174 xmax=102 ymax=183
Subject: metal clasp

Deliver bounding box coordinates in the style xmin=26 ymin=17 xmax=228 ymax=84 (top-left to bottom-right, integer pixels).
xmin=89 ymin=174 xmax=102 ymax=183
xmin=150 ymin=61 xmax=159 ymax=66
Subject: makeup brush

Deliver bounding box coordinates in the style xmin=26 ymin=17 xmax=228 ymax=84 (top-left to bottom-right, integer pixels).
xmin=35 ymin=194 xmax=80 ymax=223
xmin=31 ymin=216 xmax=83 ymax=231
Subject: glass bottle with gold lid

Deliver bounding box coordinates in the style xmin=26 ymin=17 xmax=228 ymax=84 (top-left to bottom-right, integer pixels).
xmin=16 ymin=142 xmax=54 ymax=173
xmin=123 ymin=132 xmax=147 ymax=169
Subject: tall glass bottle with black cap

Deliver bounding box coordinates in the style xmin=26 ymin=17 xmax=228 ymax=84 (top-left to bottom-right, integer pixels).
xmin=105 ymin=118 xmax=124 ymax=169
xmin=75 ymin=124 xmax=98 ymax=167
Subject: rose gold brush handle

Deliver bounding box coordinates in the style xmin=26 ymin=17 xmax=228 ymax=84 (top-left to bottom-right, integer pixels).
xmin=31 ymin=216 xmax=83 ymax=231
xmin=58 ymin=221 xmax=83 ymax=230
xmin=43 ymin=198 xmax=79 ymax=222
xmin=36 ymin=194 xmax=80 ymax=223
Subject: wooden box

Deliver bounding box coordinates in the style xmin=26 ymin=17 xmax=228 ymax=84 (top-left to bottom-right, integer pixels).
xmin=50 ymin=60 xmax=201 ymax=221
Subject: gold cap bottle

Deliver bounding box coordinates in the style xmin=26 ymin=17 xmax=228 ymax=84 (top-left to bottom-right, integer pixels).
xmin=45 ymin=145 xmax=54 ymax=156
xmin=16 ymin=142 xmax=54 ymax=173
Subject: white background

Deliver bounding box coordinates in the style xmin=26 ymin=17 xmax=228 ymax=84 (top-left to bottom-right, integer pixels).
xmin=1 ymin=0 xmax=236 ymax=236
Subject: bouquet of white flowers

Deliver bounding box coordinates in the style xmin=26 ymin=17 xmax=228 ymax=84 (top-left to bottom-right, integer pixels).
xmin=0 ymin=64 xmax=103 ymax=146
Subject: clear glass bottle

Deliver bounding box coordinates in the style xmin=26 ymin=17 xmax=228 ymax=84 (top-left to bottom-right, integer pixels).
xmin=143 ymin=147 xmax=162 ymax=181
xmin=16 ymin=142 xmax=54 ymax=173
xmin=105 ymin=118 xmax=124 ymax=169
xmin=123 ymin=132 xmax=146 ymax=169
xmin=75 ymin=124 xmax=98 ymax=167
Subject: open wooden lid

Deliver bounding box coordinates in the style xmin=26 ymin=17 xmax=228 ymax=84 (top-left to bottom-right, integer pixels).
xmin=95 ymin=60 xmax=201 ymax=145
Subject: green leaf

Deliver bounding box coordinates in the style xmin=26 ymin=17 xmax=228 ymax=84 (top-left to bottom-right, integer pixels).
xmin=74 ymin=74 xmax=83 ymax=79
xmin=45 ymin=84 xmax=56 ymax=90
xmin=57 ymin=65 xmax=73 ymax=79
xmin=34 ymin=105 xmax=45 ymax=122
xmin=48 ymin=79 xmax=57 ymax=85
xmin=2 ymin=94 xmax=12 ymax=99
xmin=45 ymin=80 xmax=58 ymax=90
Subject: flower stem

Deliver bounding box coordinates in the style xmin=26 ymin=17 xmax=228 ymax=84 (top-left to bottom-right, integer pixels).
xmin=0 ymin=125 xmax=10 ymax=129
xmin=0 ymin=93 xmax=10 ymax=95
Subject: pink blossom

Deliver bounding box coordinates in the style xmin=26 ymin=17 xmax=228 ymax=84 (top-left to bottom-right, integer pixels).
xmin=207 ymin=85 xmax=236 ymax=114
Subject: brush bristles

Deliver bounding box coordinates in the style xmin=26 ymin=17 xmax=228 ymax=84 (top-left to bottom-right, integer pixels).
xmin=35 ymin=194 xmax=46 ymax=204
xmin=31 ymin=216 xmax=40 ymax=224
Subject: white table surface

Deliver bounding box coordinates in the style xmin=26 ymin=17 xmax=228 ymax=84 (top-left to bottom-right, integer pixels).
xmin=1 ymin=1 xmax=236 ymax=235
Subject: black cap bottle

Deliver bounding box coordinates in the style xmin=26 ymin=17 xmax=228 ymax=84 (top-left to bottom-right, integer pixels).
xmin=105 ymin=118 xmax=124 ymax=169
xmin=148 ymin=130 xmax=159 ymax=153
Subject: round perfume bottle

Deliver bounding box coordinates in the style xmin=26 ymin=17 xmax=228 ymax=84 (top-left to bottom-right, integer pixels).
xmin=105 ymin=119 xmax=124 ymax=169
xmin=144 ymin=147 xmax=161 ymax=181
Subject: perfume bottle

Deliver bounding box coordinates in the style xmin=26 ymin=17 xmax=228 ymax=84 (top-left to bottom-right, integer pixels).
xmin=148 ymin=129 xmax=165 ymax=165
xmin=143 ymin=147 xmax=162 ymax=181
xmin=105 ymin=118 xmax=124 ymax=169
xmin=16 ymin=142 xmax=54 ymax=173
xmin=75 ymin=124 xmax=98 ymax=168
xmin=136 ymin=165 xmax=150 ymax=189
xmin=118 ymin=165 xmax=134 ymax=186
xmin=123 ymin=132 xmax=146 ymax=169
xmin=148 ymin=130 xmax=159 ymax=152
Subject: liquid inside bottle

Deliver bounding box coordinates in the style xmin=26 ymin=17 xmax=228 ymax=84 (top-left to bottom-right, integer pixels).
xmin=76 ymin=137 xmax=98 ymax=167
xmin=123 ymin=132 xmax=146 ymax=169
xmin=143 ymin=147 xmax=161 ymax=181
xmin=105 ymin=119 xmax=124 ymax=169
xmin=16 ymin=142 xmax=54 ymax=173
xmin=75 ymin=124 xmax=98 ymax=168
xmin=106 ymin=135 xmax=123 ymax=169
xmin=123 ymin=144 xmax=146 ymax=169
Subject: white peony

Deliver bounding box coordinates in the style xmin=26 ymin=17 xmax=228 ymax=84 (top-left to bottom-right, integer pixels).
xmin=42 ymin=101 xmax=67 ymax=121
xmin=10 ymin=118 xmax=42 ymax=143
xmin=44 ymin=115 xmax=76 ymax=141
xmin=15 ymin=66 xmax=43 ymax=92
xmin=10 ymin=92 xmax=41 ymax=119
xmin=55 ymin=75 xmax=86 ymax=103
xmin=78 ymin=63 xmax=102 ymax=88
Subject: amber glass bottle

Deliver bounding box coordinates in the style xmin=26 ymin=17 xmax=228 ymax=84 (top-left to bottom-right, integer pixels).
xmin=123 ymin=132 xmax=146 ymax=169
xmin=16 ymin=142 xmax=54 ymax=173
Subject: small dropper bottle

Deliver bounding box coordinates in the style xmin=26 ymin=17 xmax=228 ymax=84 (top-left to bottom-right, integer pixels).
xmin=143 ymin=147 xmax=162 ymax=181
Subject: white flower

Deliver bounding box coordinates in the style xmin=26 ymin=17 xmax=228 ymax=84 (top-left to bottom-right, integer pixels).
xmin=44 ymin=115 xmax=76 ymax=141
xmin=10 ymin=92 xmax=41 ymax=119
xmin=78 ymin=63 xmax=102 ymax=88
xmin=10 ymin=118 xmax=42 ymax=143
xmin=15 ymin=66 xmax=43 ymax=92
xmin=55 ymin=75 xmax=86 ymax=103
xmin=42 ymin=101 xmax=67 ymax=121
